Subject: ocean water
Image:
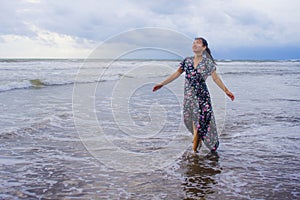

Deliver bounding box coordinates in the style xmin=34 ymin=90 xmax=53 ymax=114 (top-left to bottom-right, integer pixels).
xmin=0 ymin=59 xmax=299 ymax=199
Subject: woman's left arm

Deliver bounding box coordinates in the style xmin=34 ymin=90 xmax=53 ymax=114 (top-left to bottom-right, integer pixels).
xmin=211 ymin=71 xmax=235 ymax=101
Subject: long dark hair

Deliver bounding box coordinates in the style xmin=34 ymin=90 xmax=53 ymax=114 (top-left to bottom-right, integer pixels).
xmin=195 ymin=37 xmax=216 ymax=64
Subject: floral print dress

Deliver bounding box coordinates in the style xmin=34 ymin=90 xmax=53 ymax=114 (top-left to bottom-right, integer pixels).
xmin=179 ymin=57 xmax=219 ymax=151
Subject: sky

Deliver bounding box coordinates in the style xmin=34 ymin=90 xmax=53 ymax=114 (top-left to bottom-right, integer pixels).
xmin=0 ymin=0 xmax=299 ymax=60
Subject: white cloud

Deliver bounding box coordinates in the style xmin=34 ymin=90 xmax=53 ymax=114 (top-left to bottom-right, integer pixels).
xmin=0 ymin=24 xmax=94 ymax=58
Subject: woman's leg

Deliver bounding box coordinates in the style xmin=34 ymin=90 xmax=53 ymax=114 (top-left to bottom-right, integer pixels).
xmin=192 ymin=123 xmax=202 ymax=152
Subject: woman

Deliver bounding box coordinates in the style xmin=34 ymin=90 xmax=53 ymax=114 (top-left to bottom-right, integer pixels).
xmin=153 ymin=37 xmax=234 ymax=153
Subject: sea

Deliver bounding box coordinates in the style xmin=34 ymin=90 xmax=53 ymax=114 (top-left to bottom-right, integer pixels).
xmin=0 ymin=59 xmax=299 ymax=199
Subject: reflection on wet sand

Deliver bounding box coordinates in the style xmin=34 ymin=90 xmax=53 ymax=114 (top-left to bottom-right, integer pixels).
xmin=180 ymin=151 xmax=221 ymax=199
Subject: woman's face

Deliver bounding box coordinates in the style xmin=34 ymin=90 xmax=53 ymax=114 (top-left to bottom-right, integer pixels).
xmin=192 ymin=39 xmax=206 ymax=54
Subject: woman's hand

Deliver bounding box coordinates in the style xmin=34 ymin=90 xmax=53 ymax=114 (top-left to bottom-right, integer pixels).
xmin=212 ymin=72 xmax=235 ymax=101
xmin=225 ymin=90 xmax=235 ymax=101
xmin=152 ymin=84 xmax=163 ymax=92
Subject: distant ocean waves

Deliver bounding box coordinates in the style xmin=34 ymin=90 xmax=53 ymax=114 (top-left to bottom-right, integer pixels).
xmin=0 ymin=79 xmax=103 ymax=93
xmin=0 ymin=59 xmax=176 ymax=92
xmin=0 ymin=74 xmax=170 ymax=93
xmin=0 ymin=59 xmax=299 ymax=92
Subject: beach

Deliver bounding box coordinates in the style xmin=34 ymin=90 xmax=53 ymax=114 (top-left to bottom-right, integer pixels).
xmin=0 ymin=59 xmax=299 ymax=199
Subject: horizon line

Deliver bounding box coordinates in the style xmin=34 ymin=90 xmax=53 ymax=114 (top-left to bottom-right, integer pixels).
xmin=0 ymin=58 xmax=299 ymax=62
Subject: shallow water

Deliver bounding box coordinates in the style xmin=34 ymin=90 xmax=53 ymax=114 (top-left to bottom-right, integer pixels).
xmin=0 ymin=60 xmax=299 ymax=199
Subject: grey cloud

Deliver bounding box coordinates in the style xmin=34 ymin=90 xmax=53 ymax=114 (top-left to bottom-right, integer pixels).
xmin=0 ymin=0 xmax=299 ymax=50
xmin=23 ymin=1 xmax=150 ymax=40
xmin=227 ymin=9 xmax=273 ymax=29
xmin=129 ymin=0 xmax=186 ymax=15
xmin=0 ymin=1 xmax=36 ymax=36
xmin=0 ymin=0 xmax=189 ymax=42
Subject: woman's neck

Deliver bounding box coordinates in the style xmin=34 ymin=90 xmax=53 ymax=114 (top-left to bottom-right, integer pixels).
xmin=194 ymin=53 xmax=203 ymax=60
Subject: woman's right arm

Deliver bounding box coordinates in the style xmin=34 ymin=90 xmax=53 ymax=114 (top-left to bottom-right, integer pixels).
xmin=152 ymin=68 xmax=183 ymax=92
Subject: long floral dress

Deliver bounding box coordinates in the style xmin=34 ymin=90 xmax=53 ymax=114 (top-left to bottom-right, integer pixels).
xmin=179 ymin=56 xmax=219 ymax=151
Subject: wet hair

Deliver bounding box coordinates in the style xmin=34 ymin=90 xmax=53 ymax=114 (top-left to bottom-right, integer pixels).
xmin=195 ymin=37 xmax=216 ymax=64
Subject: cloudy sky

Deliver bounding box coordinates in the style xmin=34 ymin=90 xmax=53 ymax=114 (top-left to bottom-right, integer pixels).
xmin=0 ymin=0 xmax=299 ymax=60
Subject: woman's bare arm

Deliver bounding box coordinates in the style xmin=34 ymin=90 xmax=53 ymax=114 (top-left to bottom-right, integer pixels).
xmin=211 ymin=71 xmax=235 ymax=101
xmin=153 ymin=68 xmax=183 ymax=92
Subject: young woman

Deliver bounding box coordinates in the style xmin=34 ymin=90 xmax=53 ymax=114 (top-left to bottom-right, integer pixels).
xmin=153 ymin=37 xmax=234 ymax=153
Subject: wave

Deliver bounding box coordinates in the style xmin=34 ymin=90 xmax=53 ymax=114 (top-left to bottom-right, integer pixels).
xmin=0 ymin=79 xmax=100 ymax=93
xmin=0 ymin=58 xmax=85 ymax=63
xmin=0 ymin=65 xmax=297 ymax=93
xmin=221 ymin=71 xmax=300 ymax=77
xmin=0 ymin=111 xmax=74 ymax=140
xmin=0 ymin=73 xmax=165 ymax=93
xmin=1 ymin=59 xmax=299 ymax=93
